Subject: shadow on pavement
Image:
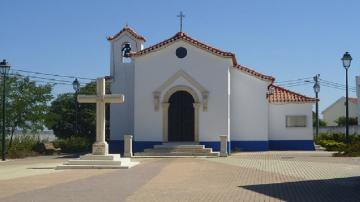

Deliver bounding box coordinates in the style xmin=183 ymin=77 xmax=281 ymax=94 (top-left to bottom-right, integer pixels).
xmin=240 ymin=176 xmax=360 ymax=202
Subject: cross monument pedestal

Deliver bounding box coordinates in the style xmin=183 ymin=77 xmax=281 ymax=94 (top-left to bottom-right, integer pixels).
xmin=56 ymin=77 xmax=138 ymax=169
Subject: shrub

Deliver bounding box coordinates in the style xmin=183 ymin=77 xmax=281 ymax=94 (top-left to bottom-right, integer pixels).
xmin=315 ymin=133 xmax=360 ymax=144
xmin=53 ymin=136 xmax=92 ymax=153
xmin=6 ymin=135 xmax=41 ymax=158
xmin=335 ymin=117 xmax=358 ymax=126
xmin=317 ymin=140 xmax=346 ymax=151
xmin=335 ymin=142 xmax=360 ymax=157
xmin=316 ymin=133 xmax=360 ymax=156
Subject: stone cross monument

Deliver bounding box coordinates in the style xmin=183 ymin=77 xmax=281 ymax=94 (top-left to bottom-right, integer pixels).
xmin=56 ymin=77 xmax=138 ymax=169
xmin=78 ymin=77 xmax=124 ymax=155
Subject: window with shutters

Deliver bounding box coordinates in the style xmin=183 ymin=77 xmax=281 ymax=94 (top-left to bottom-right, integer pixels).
xmin=286 ymin=115 xmax=307 ymax=127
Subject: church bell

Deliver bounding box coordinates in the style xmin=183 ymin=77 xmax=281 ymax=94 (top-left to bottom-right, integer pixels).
xmin=121 ymin=43 xmax=132 ymax=58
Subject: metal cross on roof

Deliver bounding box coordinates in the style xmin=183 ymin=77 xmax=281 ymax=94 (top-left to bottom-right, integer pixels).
xmin=177 ymin=11 xmax=185 ymax=32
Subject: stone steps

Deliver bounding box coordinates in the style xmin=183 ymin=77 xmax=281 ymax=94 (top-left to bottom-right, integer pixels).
xmin=79 ymin=154 xmax=121 ymax=161
xmin=56 ymin=154 xmax=139 ymax=169
xmin=56 ymin=163 xmax=138 ymax=169
xmin=144 ymin=148 xmax=212 ymax=152
xmin=134 ymin=142 xmax=219 ymax=157
xmin=64 ymin=159 xmax=129 ymax=165
xmin=135 ymin=152 xmax=219 ymax=157
xmin=153 ymin=145 xmax=205 ymax=149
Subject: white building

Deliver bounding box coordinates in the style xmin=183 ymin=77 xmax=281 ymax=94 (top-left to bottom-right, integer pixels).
xmin=106 ymin=26 xmax=316 ymax=153
xmin=322 ymin=97 xmax=358 ymax=126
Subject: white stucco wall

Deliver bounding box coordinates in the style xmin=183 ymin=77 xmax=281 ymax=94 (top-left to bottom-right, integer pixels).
xmin=230 ymin=68 xmax=270 ymax=141
xmin=269 ymin=103 xmax=313 ymax=140
xmin=109 ymin=33 xmax=143 ymax=140
xmin=134 ymin=40 xmax=232 ymax=142
xmin=322 ymin=97 xmax=358 ymax=126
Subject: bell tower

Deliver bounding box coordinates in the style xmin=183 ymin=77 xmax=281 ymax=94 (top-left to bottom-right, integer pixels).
xmin=107 ymin=26 xmax=145 ymax=143
xmin=108 ymin=25 xmax=145 ymax=78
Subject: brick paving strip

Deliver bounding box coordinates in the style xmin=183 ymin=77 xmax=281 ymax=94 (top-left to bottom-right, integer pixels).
xmin=127 ymin=154 xmax=360 ymax=202
xmin=125 ymin=158 xmax=305 ymax=202
xmin=207 ymin=153 xmax=360 ymax=180
xmin=1 ymin=152 xmax=360 ymax=202
xmin=0 ymin=158 xmax=168 ymax=202
xmin=0 ymin=168 xmax=115 ymax=198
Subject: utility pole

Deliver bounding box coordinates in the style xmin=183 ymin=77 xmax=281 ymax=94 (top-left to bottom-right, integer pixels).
xmin=72 ymin=79 xmax=80 ymax=136
xmin=313 ymin=74 xmax=320 ymax=140
xmin=0 ymin=60 xmax=11 ymax=161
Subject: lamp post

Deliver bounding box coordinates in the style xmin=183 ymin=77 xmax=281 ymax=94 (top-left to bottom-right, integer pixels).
xmin=313 ymin=74 xmax=320 ymax=140
xmin=0 ymin=60 xmax=10 ymax=161
xmin=72 ymin=78 xmax=80 ymax=136
xmin=341 ymin=52 xmax=352 ymax=144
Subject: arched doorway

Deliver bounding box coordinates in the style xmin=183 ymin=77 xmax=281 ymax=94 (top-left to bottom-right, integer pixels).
xmin=168 ymin=91 xmax=195 ymax=141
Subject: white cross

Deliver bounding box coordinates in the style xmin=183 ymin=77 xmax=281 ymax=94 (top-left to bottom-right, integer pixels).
xmin=78 ymin=77 xmax=124 ymax=155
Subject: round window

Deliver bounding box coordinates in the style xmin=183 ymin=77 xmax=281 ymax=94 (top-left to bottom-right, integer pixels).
xmin=176 ymin=47 xmax=187 ymax=58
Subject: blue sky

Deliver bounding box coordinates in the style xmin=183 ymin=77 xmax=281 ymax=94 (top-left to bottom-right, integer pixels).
xmin=1 ymin=0 xmax=359 ymax=113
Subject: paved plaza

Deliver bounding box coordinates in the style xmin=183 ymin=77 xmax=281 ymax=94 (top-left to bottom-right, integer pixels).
xmin=0 ymin=151 xmax=359 ymax=202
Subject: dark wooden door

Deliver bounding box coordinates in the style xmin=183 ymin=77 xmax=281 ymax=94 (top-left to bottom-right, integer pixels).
xmin=168 ymin=91 xmax=194 ymax=142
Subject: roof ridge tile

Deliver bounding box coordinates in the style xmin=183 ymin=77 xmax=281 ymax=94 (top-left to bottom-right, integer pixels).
xmin=107 ymin=26 xmax=146 ymax=42
xmin=129 ymin=31 xmax=274 ymax=82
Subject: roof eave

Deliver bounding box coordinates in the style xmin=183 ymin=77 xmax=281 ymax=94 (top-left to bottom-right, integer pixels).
xmin=107 ymin=27 xmax=146 ymax=42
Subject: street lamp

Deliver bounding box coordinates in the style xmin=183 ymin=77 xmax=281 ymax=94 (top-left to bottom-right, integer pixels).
xmin=72 ymin=78 xmax=80 ymax=136
xmin=0 ymin=59 xmax=11 ymax=161
xmin=341 ymin=52 xmax=352 ymax=144
xmin=313 ymin=74 xmax=320 ymax=140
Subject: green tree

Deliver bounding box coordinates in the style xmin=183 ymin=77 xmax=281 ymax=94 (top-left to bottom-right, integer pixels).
xmin=46 ymin=81 xmax=110 ymax=141
xmin=335 ymin=116 xmax=358 ymax=126
xmin=312 ymin=111 xmax=327 ymax=127
xmin=0 ymin=75 xmax=53 ymax=148
xmin=313 ymin=119 xmax=327 ymax=127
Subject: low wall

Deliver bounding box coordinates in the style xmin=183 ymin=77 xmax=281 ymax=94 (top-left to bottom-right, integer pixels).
xmin=316 ymin=126 xmax=360 ymax=134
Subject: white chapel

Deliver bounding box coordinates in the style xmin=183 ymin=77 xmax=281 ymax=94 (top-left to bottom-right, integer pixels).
xmin=106 ymin=26 xmax=316 ymax=154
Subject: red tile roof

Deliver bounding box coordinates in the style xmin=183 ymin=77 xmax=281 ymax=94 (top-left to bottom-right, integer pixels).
xmin=130 ymin=32 xmax=274 ymax=82
xmin=268 ymin=85 xmax=317 ymax=103
xmin=349 ymin=97 xmax=358 ymax=104
xmin=131 ymin=32 xmax=236 ymax=62
xmin=235 ymin=65 xmax=275 ymax=82
xmin=107 ymin=26 xmax=146 ymax=42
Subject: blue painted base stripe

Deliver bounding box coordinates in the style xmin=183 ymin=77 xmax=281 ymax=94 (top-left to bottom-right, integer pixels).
xmin=199 ymin=141 xmax=231 ymax=153
xmin=269 ymin=140 xmax=314 ymax=150
xmin=109 ymin=139 xmax=315 ymax=154
xmin=109 ymin=140 xmax=124 ymax=154
xmin=231 ymin=141 xmax=269 ymax=151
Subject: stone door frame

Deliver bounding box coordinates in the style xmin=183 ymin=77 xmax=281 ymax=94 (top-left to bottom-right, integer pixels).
xmin=162 ymin=85 xmax=200 ymax=142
